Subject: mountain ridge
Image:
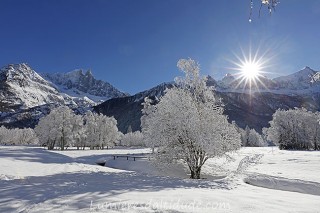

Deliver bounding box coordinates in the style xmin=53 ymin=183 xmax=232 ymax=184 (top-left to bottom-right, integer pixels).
xmin=0 ymin=63 xmax=65 ymax=111
xmin=0 ymin=63 xmax=129 ymax=113
xmin=41 ymin=69 xmax=128 ymax=103
xmin=1 ymin=63 xmax=320 ymax=133
xmin=94 ymin=67 xmax=320 ymax=133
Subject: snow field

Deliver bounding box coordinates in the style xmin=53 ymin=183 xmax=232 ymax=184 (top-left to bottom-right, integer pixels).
xmin=0 ymin=146 xmax=319 ymax=212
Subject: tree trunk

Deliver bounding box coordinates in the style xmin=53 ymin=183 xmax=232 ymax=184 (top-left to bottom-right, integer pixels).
xmin=48 ymin=139 xmax=55 ymax=150
xmin=190 ymin=167 xmax=201 ymax=179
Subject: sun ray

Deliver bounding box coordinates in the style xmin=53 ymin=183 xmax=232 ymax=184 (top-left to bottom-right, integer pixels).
xmin=227 ymin=46 xmax=274 ymax=93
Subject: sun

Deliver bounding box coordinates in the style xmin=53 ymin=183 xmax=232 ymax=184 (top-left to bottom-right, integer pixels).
xmin=240 ymin=60 xmax=262 ymax=80
xmin=228 ymin=47 xmax=272 ymax=91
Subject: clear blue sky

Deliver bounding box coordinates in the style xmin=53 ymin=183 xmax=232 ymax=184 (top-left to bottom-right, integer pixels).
xmin=1 ymin=0 xmax=320 ymax=94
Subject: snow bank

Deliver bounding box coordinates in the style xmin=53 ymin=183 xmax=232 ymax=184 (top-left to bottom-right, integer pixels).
xmin=244 ymin=174 xmax=320 ymax=196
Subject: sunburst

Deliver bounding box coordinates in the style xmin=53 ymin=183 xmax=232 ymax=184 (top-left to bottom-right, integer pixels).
xmin=240 ymin=60 xmax=262 ymax=80
xmin=228 ymin=47 xmax=272 ymax=92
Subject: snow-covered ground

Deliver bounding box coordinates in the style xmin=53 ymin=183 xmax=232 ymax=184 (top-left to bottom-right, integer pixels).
xmin=0 ymin=146 xmax=319 ymax=213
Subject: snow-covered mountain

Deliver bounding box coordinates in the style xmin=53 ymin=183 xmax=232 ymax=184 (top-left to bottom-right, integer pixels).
xmin=216 ymin=67 xmax=320 ymax=93
xmin=95 ymin=67 xmax=320 ymax=133
xmin=0 ymin=63 xmax=128 ymax=113
xmin=94 ymin=83 xmax=173 ymax=133
xmin=0 ymin=64 xmax=65 ymax=111
xmin=273 ymin=66 xmax=317 ymax=90
xmin=0 ymin=63 xmax=129 ymax=128
xmin=218 ymin=73 xmax=236 ymax=88
xmin=41 ymin=70 xmax=127 ymax=103
xmin=1 ymin=63 xmax=320 ymax=132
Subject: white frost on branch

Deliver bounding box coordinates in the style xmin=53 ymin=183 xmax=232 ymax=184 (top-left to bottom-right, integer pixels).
xmin=35 ymin=106 xmax=120 ymax=150
xmin=120 ymin=131 xmax=144 ymax=147
xmin=35 ymin=106 xmax=80 ymax=150
xmin=141 ymin=58 xmax=241 ymax=179
xmin=265 ymin=108 xmax=320 ymax=150
xmin=0 ymin=126 xmax=38 ymax=145
xmin=84 ymin=111 xmax=120 ymax=149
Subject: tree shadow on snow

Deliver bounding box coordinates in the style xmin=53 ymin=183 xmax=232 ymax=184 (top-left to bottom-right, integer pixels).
xmin=0 ymin=147 xmax=73 ymax=164
xmin=0 ymin=171 xmax=231 ymax=212
xmin=0 ymin=146 xmax=147 ymax=166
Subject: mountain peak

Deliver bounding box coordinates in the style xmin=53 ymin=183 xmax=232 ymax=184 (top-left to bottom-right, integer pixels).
xmin=85 ymin=69 xmax=93 ymax=76
xmin=298 ymin=66 xmax=315 ymax=74
xmin=1 ymin=63 xmax=46 ymax=84
xmin=272 ymin=66 xmax=317 ymax=90
xmin=224 ymin=73 xmax=234 ymax=77
xmin=0 ymin=63 xmax=65 ymax=110
xmin=6 ymin=63 xmax=30 ymax=69
xmin=303 ymin=66 xmax=312 ymax=70
xmin=41 ymin=69 xmax=127 ymax=102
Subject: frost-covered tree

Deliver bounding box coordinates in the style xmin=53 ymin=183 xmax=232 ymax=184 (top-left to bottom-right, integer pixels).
xmin=120 ymin=131 xmax=144 ymax=147
xmin=266 ymin=108 xmax=320 ymax=150
xmin=0 ymin=126 xmax=38 ymax=145
xmin=15 ymin=128 xmax=38 ymax=145
xmin=248 ymin=129 xmax=266 ymax=147
xmin=126 ymin=125 xmax=132 ymax=133
xmin=71 ymin=114 xmax=86 ymax=150
xmin=84 ymin=112 xmax=120 ymax=149
xmin=35 ymin=106 xmax=80 ymax=150
xmin=141 ymin=97 xmax=158 ymax=153
xmin=0 ymin=126 xmax=9 ymax=144
xmin=35 ymin=107 xmax=120 ymax=150
xmin=241 ymin=126 xmax=251 ymax=146
xmin=142 ymin=58 xmax=241 ymax=179
xmin=241 ymin=126 xmax=266 ymax=147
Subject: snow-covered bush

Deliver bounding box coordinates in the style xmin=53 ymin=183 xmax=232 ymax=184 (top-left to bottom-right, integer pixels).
xmin=0 ymin=126 xmax=38 ymax=145
xmin=120 ymin=131 xmax=144 ymax=147
xmin=265 ymin=108 xmax=320 ymax=150
xmin=141 ymin=58 xmax=241 ymax=179
xmin=241 ymin=126 xmax=267 ymax=147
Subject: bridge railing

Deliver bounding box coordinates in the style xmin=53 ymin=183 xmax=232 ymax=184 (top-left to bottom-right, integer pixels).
xmin=112 ymin=155 xmax=150 ymax=161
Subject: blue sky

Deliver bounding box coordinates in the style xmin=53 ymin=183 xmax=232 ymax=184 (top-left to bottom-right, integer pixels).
xmin=1 ymin=0 xmax=320 ymax=94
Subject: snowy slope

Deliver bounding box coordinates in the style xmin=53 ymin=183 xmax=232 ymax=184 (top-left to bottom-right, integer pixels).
xmin=94 ymin=82 xmax=173 ymax=132
xmin=95 ymin=67 xmax=320 ymax=133
xmin=273 ymin=66 xmax=317 ymax=89
xmin=0 ymin=64 xmax=65 ymax=111
xmin=41 ymin=69 xmax=128 ymax=103
xmin=217 ymin=73 xmax=235 ymax=88
xmin=0 ymin=63 xmax=128 ymax=112
xmin=0 ymin=146 xmax=319 ymax=213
